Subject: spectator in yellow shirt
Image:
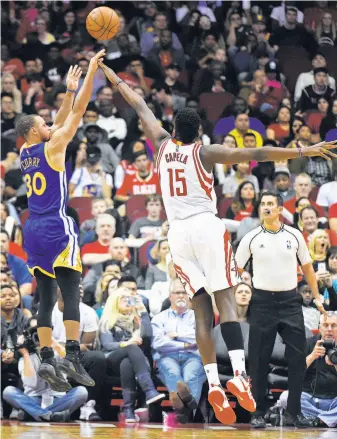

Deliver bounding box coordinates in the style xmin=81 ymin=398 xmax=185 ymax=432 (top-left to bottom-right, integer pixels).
xmin=229 ymin=113 xmax=263 ymax=148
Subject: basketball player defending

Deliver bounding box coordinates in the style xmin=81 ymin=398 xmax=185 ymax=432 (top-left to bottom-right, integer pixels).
xmin=99 ymin=63 xmax=336 ymax=424
xmin=16 ymin=49 xmax=106 ymax=391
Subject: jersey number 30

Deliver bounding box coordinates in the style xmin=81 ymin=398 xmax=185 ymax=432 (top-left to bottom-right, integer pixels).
xmin=24 ymin=172 xmax=47 ymax=198
xmin=168 ymin=169 xmax=187 ymax=197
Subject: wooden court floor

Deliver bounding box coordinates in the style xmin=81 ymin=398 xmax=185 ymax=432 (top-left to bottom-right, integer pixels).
xmin=2 ymin=421 xmax=337 ymax=439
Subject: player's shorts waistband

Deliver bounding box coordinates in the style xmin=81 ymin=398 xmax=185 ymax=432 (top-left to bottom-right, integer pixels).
xmin=29 ymin=210 xmax=63 ymax=218
xmin=170 ymin=210 xmax=215 ymax=223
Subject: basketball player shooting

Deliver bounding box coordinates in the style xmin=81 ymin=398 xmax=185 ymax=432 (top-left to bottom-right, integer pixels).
xmin=99 ymin=61 xmax=337 ymax=425
xmin=16 ymin=49 xmax=106 ymax=391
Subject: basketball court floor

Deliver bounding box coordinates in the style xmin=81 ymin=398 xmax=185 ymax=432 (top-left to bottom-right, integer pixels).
xmin=2 ymin=421 xmax=336 ymax=439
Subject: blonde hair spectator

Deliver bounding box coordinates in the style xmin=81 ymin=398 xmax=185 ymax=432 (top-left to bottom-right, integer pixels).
xmin=1 ymin=73 xmax=22 ymax=113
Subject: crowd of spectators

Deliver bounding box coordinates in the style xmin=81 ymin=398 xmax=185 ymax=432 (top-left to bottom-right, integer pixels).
xmin=1 ymin=0 xmax=337 ymax=427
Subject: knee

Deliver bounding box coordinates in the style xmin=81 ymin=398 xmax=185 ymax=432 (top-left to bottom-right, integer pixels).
xmin=22 ymin=295 xmax=33 ymax=310
xmin=74 ymin=386 xmax=88 ymax=404
xmin=125 ymin=344 xmax=143 ymax=356
xmin=184 ymin=362 xmax=205 ymax=381
xmin=94 ymin=351 xmax=107 ymax=367
xmin=2 ymin=386 xmax=18 ymax=400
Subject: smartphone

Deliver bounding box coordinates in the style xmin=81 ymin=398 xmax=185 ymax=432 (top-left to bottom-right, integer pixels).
xmin=317 ymin=262 xmax=326 ymax=273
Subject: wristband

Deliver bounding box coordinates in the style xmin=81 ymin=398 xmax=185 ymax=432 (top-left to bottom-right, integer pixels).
xmin=116 ymin=79 xmax=124 ymax=86
xmin=66 ymin=88 xmax=76 ymax=93
xmin=295 ymin=141 xmax=303 ymax=157
xmin=120 ymin=341 xmax=127 ymax=348
xmin=314 ymin=299 xmax=323 ymax=308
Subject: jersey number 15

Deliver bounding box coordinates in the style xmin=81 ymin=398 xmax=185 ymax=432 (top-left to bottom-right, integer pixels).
xmin=168 ymin=169 xmax=187 ymax=197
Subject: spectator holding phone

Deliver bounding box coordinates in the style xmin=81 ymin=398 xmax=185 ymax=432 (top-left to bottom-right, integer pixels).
xmin=99 ymin=287 xmax=164 ymax=422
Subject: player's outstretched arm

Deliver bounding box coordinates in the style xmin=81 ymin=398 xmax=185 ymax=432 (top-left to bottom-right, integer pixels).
xmin=99 ymin=62 xmax=170 ymax=150
xmin=48 ymin=49 xmax=106 ymax=154
xmin=202 ymin=140 xmax=337 ymax=166
xmin=50 ymin=65 xmax=82 ymax=135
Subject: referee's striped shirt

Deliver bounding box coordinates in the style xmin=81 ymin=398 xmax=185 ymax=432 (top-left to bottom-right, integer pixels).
xmin=235 ymin=223 xmax=312 ymax=292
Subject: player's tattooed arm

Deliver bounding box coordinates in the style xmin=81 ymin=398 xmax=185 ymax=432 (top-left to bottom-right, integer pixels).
xmin=50 ymin=65 xmax=82 ymax=135
xmin=98 ymin=62 xmax=170 ymax=150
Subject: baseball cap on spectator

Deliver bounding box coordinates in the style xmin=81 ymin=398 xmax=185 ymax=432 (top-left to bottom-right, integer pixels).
xmin=86 ymin=146 xmax=102 ymax=165
xmin=252 ymin=14 xmax=266 ymax=24
xmin=265 ymin=61 xmax=279 ymax=74
xmin=165 ymin=63 xmax=182 ymax=72
xmin=273 ymin=167 xmax=291 ymax=180
xmin=313 ymin=67 xmax=328 ymax=75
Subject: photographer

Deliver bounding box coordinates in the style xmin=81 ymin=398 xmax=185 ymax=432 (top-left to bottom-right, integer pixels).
xmin=2 ymin=321 xmax=88 ymax=422
xmin=280 ymin=312 xmax=337 ymax=427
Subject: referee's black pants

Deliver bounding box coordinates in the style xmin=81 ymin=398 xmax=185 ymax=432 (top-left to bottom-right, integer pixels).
xmin=248 ymin=289 xmax=307 ymax=418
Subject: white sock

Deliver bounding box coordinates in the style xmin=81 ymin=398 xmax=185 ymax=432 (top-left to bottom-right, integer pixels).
xmin=204 ymin=363 xmax=221 ymax=387
xmin=228 ymin=349 xmax=246 ymax=375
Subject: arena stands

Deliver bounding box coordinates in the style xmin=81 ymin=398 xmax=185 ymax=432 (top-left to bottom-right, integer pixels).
xmin=1 ymin=0 xmax=337 ymax=427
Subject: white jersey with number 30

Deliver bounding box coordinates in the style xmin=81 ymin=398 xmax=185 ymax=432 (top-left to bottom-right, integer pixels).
xmin=157 ymin=138 xmax=217 ymax=223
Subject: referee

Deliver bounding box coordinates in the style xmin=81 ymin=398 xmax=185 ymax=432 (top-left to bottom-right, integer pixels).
xmin=235 ymin=191 xmax=326 ymax=428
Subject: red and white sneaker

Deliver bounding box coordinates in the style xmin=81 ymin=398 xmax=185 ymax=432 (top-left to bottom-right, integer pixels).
xmin=208 ymin=385 xmax=236 ymax=425
xmin=226 ymin=371 xmax=256 ymax=413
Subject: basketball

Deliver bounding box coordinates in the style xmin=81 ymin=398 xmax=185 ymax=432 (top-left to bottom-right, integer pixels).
xmin=86 ymin=7 xmax=120 ymax=41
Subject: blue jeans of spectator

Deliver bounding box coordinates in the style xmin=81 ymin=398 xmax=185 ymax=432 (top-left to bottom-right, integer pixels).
xmin=3 ymin=386 xmax=88 ymax=421
xmin=22 ymin=295 xmax=33 ymax=310
xmin=280 ymin=391 xmax=337 ymax=427
xmin=157 ymin=352 xmax=206 ymax=403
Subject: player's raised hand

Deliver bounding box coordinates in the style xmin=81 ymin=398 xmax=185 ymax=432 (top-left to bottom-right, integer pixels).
xmin=98 ymin=61 xmax=119 ymax=86
xmin=66 ymin=65 xmax=82 ymax=91
xmin=303 ymin=140 xmax=337 ymax=160
xmin=88 ymin=49 xmax=106 ymax=73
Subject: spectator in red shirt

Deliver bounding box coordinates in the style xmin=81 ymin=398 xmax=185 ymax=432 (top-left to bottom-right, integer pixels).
xmin=225 ymin=181 xmax=256 ymax=221
xmin=115 ymin=151 xmax=160 ymax=203
xmin=118 ymin=57 xmax=153 ymax=96
xmin=283 ymin=173 xmax=325 ymax=216
xmin=81 ymin=214 xmax=116 ymax=267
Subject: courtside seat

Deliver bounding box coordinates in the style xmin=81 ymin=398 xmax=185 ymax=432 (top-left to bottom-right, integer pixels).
xmin=126 ymin=195 xmax=147 ymax=220
xmin=68 ymin=197 xmax=93 ymax=225
xmin=217 ymin=197 xmax=233 ymax=219
xmin=138 ymin=240 xmax=157 ymax=270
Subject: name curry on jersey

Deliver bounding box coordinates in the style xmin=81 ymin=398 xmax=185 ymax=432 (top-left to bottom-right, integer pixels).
xmin=20 ymin=156 xmax=41 ymax=171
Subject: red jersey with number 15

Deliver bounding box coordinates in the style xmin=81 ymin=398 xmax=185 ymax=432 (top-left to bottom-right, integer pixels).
xmin=157 ymin=138 xmax=216 ymax=223
xmin=116 ymin=169 xmax=160 ymax=197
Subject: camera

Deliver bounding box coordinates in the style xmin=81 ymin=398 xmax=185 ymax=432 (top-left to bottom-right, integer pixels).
xmin=322 ymin=339 xmax=337 ymax=365
xmin=16 ymin=326 xmax=39 ymax=354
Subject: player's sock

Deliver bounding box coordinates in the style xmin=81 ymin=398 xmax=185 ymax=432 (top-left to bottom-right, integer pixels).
xmin=228 ymin=350 xmax=246 ymax=375
xmin=220 ymin=321 xmax=246 ymax=374
xmin=204 ymin=363 xmax=221 ymax=387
